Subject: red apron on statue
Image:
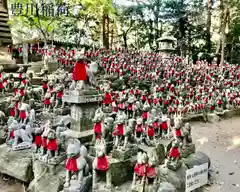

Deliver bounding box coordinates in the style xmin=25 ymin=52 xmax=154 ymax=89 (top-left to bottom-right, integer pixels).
xmin=72 ymin=60 xmax=87 ymax=81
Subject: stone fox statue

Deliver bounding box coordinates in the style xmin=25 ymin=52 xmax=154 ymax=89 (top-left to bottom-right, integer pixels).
xmin=64 ymin=138 xmax=89 ymax=189
xmin=92 ymin=139 xmax=111 ymax=190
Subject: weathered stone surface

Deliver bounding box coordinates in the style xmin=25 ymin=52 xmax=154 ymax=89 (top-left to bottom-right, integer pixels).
xmin=207 ymin=113 xmax=220 ymax=123
xmin=183 ymin=114 xmax=204 ymax=122
xmin=27 ymin=160 xmax=65 ymax=192
xmin=0 ymin=144 xmax=33 ymax=182
xmin=63 ymin=175 xmax=92 ymax=192
xmin=181 ymin=144 xmax=196 ymax=158
xmin=222 ymin=109 xmax=236 ymax=118
xmin=0 ymin=129 xmax=6 ymax=144
xmin=158 ymin=163 xmax=188 ymax=190
xmin=111 ymin=145 xmax=138 ymax=161
xmin=63 ymin=130 xmax=93 ymax=143
xmin=109 ymin=157 xmax=136 ymax=186
xmin=158 ymin=182 xmax=176 ymax=192
xmin=138 ymin=143 xmax=165 ymax=164
xmin=182 ymin=151 xmax=211 ymax=169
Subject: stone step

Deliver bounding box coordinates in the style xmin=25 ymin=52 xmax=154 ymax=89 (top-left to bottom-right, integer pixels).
xmin=0 ymin=32 xmax=12 ymax=37
xmin=0 ymin=26 xmax=10 ymax=32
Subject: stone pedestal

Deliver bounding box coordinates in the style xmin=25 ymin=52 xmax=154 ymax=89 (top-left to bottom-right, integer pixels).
xmin=181 ymin=144 xmax=195 ymax=158
xmin=108 ymin=156 xmax=136 ymax=186
xmin=111 ymin=145 xmax=138 ymax=161
xmin=0 ymin=144 xmax=33 ymax=182
xmin=63 ymin=90 xmax=102 ymax=132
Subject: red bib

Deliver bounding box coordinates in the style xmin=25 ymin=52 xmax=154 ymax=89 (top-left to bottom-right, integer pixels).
xmin=66 ymin=156 xmax=79 ymax=172
xmin=96 ymin=155 xmax=109 ymax=172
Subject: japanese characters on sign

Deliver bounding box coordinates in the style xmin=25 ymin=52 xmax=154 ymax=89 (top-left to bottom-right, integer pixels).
xmin=10 ymin=3 xmax=69 ymax=16
xmin=185 ymin=163 xmax=208 ymax=192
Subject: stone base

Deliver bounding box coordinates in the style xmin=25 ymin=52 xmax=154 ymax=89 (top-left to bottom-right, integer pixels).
xmin=181 ymin=144 xmax=195 ymax=158
xmin=167 ymin=160 xmax=182 ymax=171
xmin=92 ymin=180 xmax=112 ymax=192
xmin=111 ymin=145 xmax=138 ymax=161
xmin=207 ymin=113 xmax=220 ymax=123
xmin=63 ymin=129 xmax=93 ymax=143
xmin=38 ymin=154 xmax=66 ymax=165
xmin=132 ymin=184 xmax=144 ymax=192
xmin=0 ymin=144 xmax=33 ymax=182
xmin=138 ymin=143 xmax=165 ymax=164
xmin=109 ymin=156 xmax=135 ymax=186
xmin=28 ymin=160 xmax=65 ymax=192
xmin=12 ymin=142 xmax=32 ymax=151
xmin=159 ymin=164 xmax=187 ymax=190
xmin=63 ymin=175 xmax=92 ymax=192
xmin=158 ymin=182 xmax=176 ymax=192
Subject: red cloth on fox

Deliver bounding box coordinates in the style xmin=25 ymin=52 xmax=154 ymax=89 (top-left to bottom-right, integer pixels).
xmin=113 ymin=124 xmax=124 ymax=136
xmin=21 ymin=79 xmax=27 ymax=85
xmin=175 ymin=129 xmax=182 ymax=137
xmin=146 ymin=166 xmax=157 ymax=178
xmin=153 ymin=121 xmax=159 ymax=129
xmin=94 ymin=122 xmax=102 ymax=134
xmin=15 ymin=102 xmax=19 ymax=109
xmin=169 ymin=147 xmax=180 ymax=158
xmin=14 ymin=88 xmax=18 ymax=95
xmin=42 ymin=83 xmax=48 ymax=89
xmin=35 ymin=135 xmax=42 ymax=146
xmin=128 ymin=103 xmax=133 ymax=111
xmin=147 ymin=126 xmax=154 ymax=137
xmin=136 ymin=125 xmax=144 ymax=133
xmin=19 ymin=110 xmax=26 ymax=119
xmin=10 ymin=130 xmax=14 ymax=139
xmin=103 ymin=92 xmax=112 ymax=105
xmin=0 ymin=82 xmax=4 ymax=89
xmin=72 ymin=60 xmax=87 ymax=81
xmin=44 ymin=98 xmax=51 ymax=105
xmin=42 ymin=137 xmax=47 ymax=148
xmin=20 ymin=89 xmax=25 ymax=96
xmin=56 ymin=91 xmax=63 ymax=98
xmin=18 ymin=73 xmax=22 ymax=79
xmin=96 ymin=155 xmax=109 ymax=171
xmin=10 ymin=108 xmax=15 ymax=117
xmin=66 ymin=156 xmax=79 ymax=172
xmin=134 ymin=163 xmax=146 ymax=176
xmin=160 ymin=122 xmax=168 ymax=130
xmin=142 ymin=111 xmax=149 ymax=119
xmin=47 ymin=139 xmax=57 ymax=151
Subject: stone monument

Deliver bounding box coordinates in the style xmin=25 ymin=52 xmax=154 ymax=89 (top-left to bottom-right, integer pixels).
xmin=63 ymin=89 xmax=103 ymax=135
xmin=157 ymin=36 xmax=177 ymax=60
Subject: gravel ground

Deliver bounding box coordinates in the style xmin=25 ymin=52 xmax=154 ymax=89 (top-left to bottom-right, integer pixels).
xmin=0 ymin=118 xmax=239 ymax=192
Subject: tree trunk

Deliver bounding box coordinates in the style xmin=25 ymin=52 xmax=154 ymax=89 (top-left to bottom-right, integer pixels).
xmin=206 ymin=0 xmax=213 ymax=53
xmin=215 ymin=0 xmax=224 ymax=55
xmin=123 ymin=32 xmax=127 ymax=49
xmin=220 ymin=0 xmax=229 ymax=67
xmin=102 ymin=14 xmax=109 ymax=49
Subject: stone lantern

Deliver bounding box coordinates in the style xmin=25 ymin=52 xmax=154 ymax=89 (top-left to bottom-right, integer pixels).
xmin=157 ymin=36 xmax=177 ymax=59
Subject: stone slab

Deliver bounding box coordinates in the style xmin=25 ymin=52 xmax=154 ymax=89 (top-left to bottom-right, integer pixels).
xmin=63 ymin=175 xmax=92 ymax=192
xmin=182 ymin=151 xmax=211 ymax=169
xmin=157 ymin=182 xmax=176 ymax=192
xmin=111 ymin=145 xmax=138 ymax=161
xmin=109 ymin=157 xmax=136 ymax=186
xmin=158 ymin=163 xmax=188 ymax=190
xmin=28 ymin=160 xmax=65 ymax=192
xmin=0 ymin=144 xmax=33 ymax=182
xmin=138 ymin=143 xmax=165 ymax=164
xmin=207 ymin=113 xmax=220 ymax=123
xmin=63 ymin=129 xmax=93 ymax=143
xmin=181 ymin=144 xmax=196 ymax=158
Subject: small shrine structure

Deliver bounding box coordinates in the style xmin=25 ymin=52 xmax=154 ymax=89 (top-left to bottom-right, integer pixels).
xmin=157 ymin=36 xmax=177 ymax=59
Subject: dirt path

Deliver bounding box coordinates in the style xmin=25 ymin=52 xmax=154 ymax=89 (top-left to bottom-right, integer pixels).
xmin=192 ymin=118 xmax=240 ymax=192
xmin=0 ymin=118 xmax=239 ymax=192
